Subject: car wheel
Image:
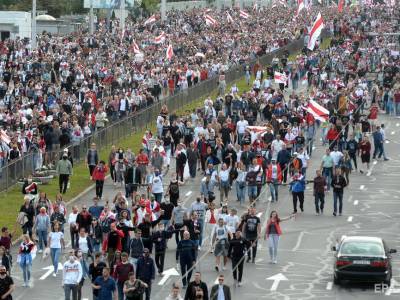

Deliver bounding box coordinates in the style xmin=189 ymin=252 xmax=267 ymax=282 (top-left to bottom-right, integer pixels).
xmin=333 ymin=275 xmax=340 ymax=285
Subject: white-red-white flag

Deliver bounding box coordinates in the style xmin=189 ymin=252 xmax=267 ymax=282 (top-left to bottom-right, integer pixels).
xmin=253 ymin=2 xmax=258 ymax=11
xmin=204 ymin=14 xmax=217 ymax=26
xmin=0 ymin=130 xmax=11 ymax=144
xmin=154 ymin=32 xmax=166 ymax=44
xmin=296 ymin=0 xmax=305 ymax=16
xmin=274 ymin=71 xmax=288 ymax=84
xmin=226 ymin=12 xmax=234 ymax=23
xmin=307 ymin=12 xmax=324 ymax=51
xmin=131 ymin=40 xmax=141 ymax=54
xmin=338 ymin=0 xmax=345 ymax=13
xmin=144 ymin=14 xmax=156 ymax=26
xmin=239 ymin=10 xmax=249 ymax=19
xmin=166 ymin=44 xmax=174 ymax=60
xmin=307 ymin=100 xmax=329 ymax=122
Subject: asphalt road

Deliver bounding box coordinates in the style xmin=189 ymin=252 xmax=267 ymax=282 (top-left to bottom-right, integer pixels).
xmin=10 ymin=113 xmax=400 ymax=300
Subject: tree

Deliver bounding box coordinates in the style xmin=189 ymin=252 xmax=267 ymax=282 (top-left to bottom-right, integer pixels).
xmin=141 ymin=0 xmax=159 ymax=15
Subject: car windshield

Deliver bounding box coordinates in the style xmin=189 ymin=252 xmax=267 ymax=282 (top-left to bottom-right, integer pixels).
xmin=340 ymin=241 xmax=384 ymax=256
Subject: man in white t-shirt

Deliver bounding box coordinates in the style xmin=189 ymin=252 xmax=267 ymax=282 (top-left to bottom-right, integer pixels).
xmin=236 ymin=116 xmax=248 ymax=145
xmin=330 ymin=146 xmax=344 ymax=168
xmin=297 ymin=147 xmax=310 ymax=177
xmin=225 ymin=208 xmax=239 ymax=233
xmin=271 ymin=135 xmax=285 ymax=159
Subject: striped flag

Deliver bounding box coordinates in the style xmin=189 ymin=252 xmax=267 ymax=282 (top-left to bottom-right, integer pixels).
xmin=239 ymin=10 xmax=250 ymax=19
xmin=166 ymin=44 xmax=174 ymax=60
xmin=204 ymin=14 xmax=217 ymax=26
xmin=131 ymin=40 xmax=141 ymax=54
xmin=144 ymin=14 xmax=156 ymax=26
xmin=154 ymin=32 xmax=166 ymax=44
xmin=226 ymin=12 xmax=234 ymax=23
xmin=307 ymin=100 xmax=329 ymax=122
xmin=307 ymin=12 xmax=324 ymax=51
xmin=247 ymin=126 xmax=268 ymax=136
xmin=274 ymin=71 xmax=288 ymax=84
xmin=296 ymin=0 xmax=305 ymax=16
xmin=338 ymin=0 xmax=345 ymax=13
xmin=0 ymin=130 xmax=10 ymax=144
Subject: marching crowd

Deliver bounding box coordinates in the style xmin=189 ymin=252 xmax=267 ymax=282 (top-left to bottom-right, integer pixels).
xmin=0 ymin=2 xmax=399 ymax=300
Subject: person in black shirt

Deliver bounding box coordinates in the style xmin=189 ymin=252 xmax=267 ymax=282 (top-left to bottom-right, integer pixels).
xmin=228 ymin=230 xmax=248 ymax=287
xmin=220 ymin=123 xmax=232 ymax=147
xmin=88 ymin=252 xmax=107 ymax=300
xmin=19 ymin=198 xmax=35 ymax=239
xmin=151 ymin=223 xmax=173 ymax=275
xmin=137 ymin=213 xmax=162 ymax=254
xmin=184 ymin=271 xmax=209 ymax=300
xmin=242 ymin=207 xmax=261 ymax=263
xmin=0 ymin=265 xmax=14 ymax=300
xmin=346 ymin=133 xmax=358 ymax=170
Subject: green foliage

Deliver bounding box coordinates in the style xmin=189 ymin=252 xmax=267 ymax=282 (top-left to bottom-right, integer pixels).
xmin=141 ymin=0 xmax=159 ymax=14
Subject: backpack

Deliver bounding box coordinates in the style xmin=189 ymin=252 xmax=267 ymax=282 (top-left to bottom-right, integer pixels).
xmin=101 ymin=217 xmax=112 ymax=234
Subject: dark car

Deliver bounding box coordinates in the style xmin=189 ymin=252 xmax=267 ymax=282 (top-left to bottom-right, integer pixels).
xmin=332 ymin=236 xmax=396 ymax=285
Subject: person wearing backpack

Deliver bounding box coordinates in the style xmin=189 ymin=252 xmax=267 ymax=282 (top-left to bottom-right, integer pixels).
xmin=123 ymin=271 xmax=147 ymax=300
xmin=289 ymin=171 xmax=306 ymax=214
xmin=212 ymin=218 xmax=232 ymax=272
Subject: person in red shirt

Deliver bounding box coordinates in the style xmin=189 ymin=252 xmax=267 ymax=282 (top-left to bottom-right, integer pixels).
xmin=136 ymin=149 xmax=149 ymax=184
xmin=358 ymin=135 xmax=371 ymax=174
xmin=114 ymin=252 xmax=134 ymax=300
xmin=92 ymin=160 xmax=108 ymax=199
xmin=102 ymin=222 xmax=124 ymax=267
xmin=326 ymin=124 xmax=339 ymax=150
xmin=266 ymin=159 xmax=283 ymax=202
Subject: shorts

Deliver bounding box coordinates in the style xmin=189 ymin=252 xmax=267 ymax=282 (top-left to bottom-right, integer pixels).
xmin=214 ymin=239 xmax=229 ymax=257
xmin=361 ymin=153 xmax=370 ymax=163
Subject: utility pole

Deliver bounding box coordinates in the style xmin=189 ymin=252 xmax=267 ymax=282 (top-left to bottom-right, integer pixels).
xmin=89 ymin=0 xmax=94 ymax=35
xmin=32 ymin=0 xmax=37 ymax=49
xmin=161 ymin=0 xmax=166 ymax=21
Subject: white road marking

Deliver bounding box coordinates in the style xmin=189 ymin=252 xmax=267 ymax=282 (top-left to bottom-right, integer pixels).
xmin=353 ymin=200 xmax=359 ymax=205
xmin=354 ymin=223 xmax=361 ymax=229
xmin=397 ymin=123 xmax=400 ymax=127
xmin=326 ymin=282 xmax=333 ymax=290
xmin=360 ymin=185 xmax=365 ymax=190
xmin=386 ymin=140 xmax=390 ymax=144
xmin=40 ymin=263 xmax=63 ymax=280
xmin=373 ymin=160 xmax=378 ymax=165
xmin=158 ymin=268 xmax=179 ymax=285
xmin=185 ymin=191 xmax=192 ymax=196
xmin=347 ymin=216 xmax=353 ymax=222
xmin=391 ymin=131 xmax=395 ymax=135
xmin=292 ymin=231 xmax=306 ymax=252
xmin=267 ymin=273 xmax=288 ymax=291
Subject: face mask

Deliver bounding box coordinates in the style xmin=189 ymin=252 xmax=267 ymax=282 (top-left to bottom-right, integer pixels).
xmin=155 ymin=171 xmax=160 ymax=176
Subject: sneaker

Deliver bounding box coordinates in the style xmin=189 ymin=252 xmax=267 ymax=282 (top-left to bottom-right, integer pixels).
xmin=176 ymin=263 xmax=180 ymax=271
xmin=198 ymin=246 xmax=201 ymax=251
xmin=251 ymin=258 xmax=255 ymax=263
xmin=316 ymin=212 xmax=320 ymax=216
xmin=53 ymin=272 xmax=56 ymax=277
xmin=273 ymin=260 xmax=278 ymax=264
xmin=339 ymin=213 xmax=342 ymax=216
xmin=300 ymin=207 xmax=304 ymax=212
xmin=238 ymin=281 xmax=243 ymax=286
xmin=215 ymin=265 xmax=219 ymax=272
xmin=38 ymin=249 xmax=43 ymax=254
xmin=222 ymin=266 xmax=226 ymax=271
xmin=333 ymin=212 xmax=337 ymax=217
xmin=384 ymin=158 xmax=389 ymax=161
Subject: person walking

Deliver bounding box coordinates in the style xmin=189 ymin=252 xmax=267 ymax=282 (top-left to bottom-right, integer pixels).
xmin=209 ymin=274 xmax=231 ymax=300
xmin=289 ymin=171 xmax=306 ymax=213
xmin=264 ymin=211 xmax=294 ymax=264
xmin=48 ymin=222 xmax=65 ymax=277
xmin=331 ymin=169 xmax=348 ymax=216
xmin=92 ymin=161 xmax=108 ymax=199
xmin=166 ymin=284 xmax=184 ymax=300
xmin=235 ymin=163 xmax=247 ymax=206
xmin=136 ymin=248 xmax=155 ymax=300
xmin=0 ymin=265 xmax=14 ymax=299
xmin=346 ymin=134 xmax=358 ymax=171
xmin=242 ymin=207 xmax=261 ymax=263
xmin=227 ymin=230 xmax=247 ymax=287
xmin=89 ymin=252 xmax=107 ymax=300
xmin=320 ymin=148 xmax=334 ymax=192
xmin=359 ymin=135 xmax=371 ymax=174
xmin=212 ymin=218 xmax=232 ymax=272
xmin=56 ymin=152 xmax=73 ymax=194
xmin=87 ymin=143 xmax=99 ymax=179
xmin=33 ymin=207 xmax=50 ymax=253
xmin=114 ymin=252 xmax=134 ymax=300
xmin=184 ymin=272 xmax=209 ymax=300
xmin=92 ymin=267 xmax=117 ymax=300
xmin=123 ymin=272 xmax=147 ymax=300
xmin=313 ymin=170 xmax=326 ymax=215
xmin=266 ymin=158 xmax=282 ymax=202
xmin=62 ymin=250 xmax=83 ymax=300
xmin=176 ymin=231 xmax=196 ymax=288
xmin=18 ymin=235 xmax=35 ymax=287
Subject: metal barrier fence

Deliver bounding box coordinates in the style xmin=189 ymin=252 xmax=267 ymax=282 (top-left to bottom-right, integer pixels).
xmin=0 ymin=30 xmax=330 ymax=192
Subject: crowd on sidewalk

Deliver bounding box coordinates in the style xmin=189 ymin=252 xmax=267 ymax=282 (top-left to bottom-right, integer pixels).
xmin=1 ymin=2 xmax=399 ymax=300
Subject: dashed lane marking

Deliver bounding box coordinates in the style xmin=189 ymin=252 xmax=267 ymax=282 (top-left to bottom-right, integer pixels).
xmin=347 ymin=216 xmax=353 ymax=222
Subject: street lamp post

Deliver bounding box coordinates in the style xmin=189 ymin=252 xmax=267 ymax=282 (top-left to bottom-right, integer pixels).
xmin=32 ymin=0 xmax=37 ymax=49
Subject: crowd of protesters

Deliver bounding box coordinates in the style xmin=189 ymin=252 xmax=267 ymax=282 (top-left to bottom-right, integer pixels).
xmin=1 ymin=2 xmax=400 ymax=300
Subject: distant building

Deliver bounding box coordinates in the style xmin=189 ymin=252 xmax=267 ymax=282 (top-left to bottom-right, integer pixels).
xmin=0 ymin=11 xmax=31 ymax=41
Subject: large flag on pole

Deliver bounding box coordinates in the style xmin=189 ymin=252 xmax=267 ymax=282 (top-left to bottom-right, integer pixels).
xmin=144 ymin=14 xmax=156 ymax=26
xmin=131 ymin=40 xmax=141 ymax=54
xmin=307 ymin=100 xmax=329 ymax=122
xmin=307 ymin=12 xmax=324 ymax=51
